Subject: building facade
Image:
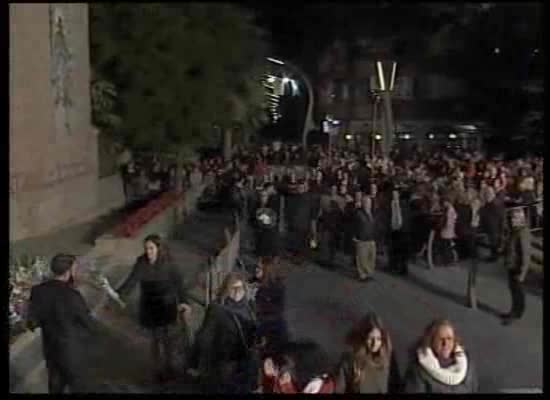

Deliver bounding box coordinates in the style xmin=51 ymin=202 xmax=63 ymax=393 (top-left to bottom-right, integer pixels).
xmin=313 ymin=38 xmax=480 ymax=150
xmin=10 ymin=4 xmax=99 ymax=241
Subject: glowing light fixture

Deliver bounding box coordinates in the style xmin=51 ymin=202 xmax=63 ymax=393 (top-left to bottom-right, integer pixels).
xmin=267 ymin=57 xmax=284 ymax=65
xmin=449 ymin=133 xmax=457 ymax=139
xmin=375 ymin=134 xmax=382 ymax=140
xmin=390 ymin=62 xmax=397 ymax=91
xmin=457 ymin=125 xmax=477 ymax=131
xmin=494 ymin=47 xmax=500 ymax=54
xmin=376 ymin=61 xmax=386 ymax=91
xmin=403 ymin=134 xmax=411 ymax=140
xmin=428 ymin=134 xmax=435 ymax=139
xmin=345 ymin=134 xmax=353 ymax=141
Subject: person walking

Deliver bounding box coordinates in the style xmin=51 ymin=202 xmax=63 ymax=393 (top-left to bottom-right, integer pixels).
xmin=319 ymin=199 xmax=344 ymax=268
xmin=403 ymin=319 xmax=478 ymax=393
xmin=117 ymin=147 xmax=133 ymax=204
xmin=353 ymin=196 xmax=377 ymax=282
xmin=389 ymin=189 xmax=410 ymax=275
xmin=189 ymin=272 xmax=259 ymax=394
xmin=479 ymin=187 xmax=506 ymax=262
xmin=115 ymin=234 xmax=191 ymax=383
xmin=253 ymin=190 xmax=281 ymax=262
xmin=28 ymin=254 xmax=102 ymax=393
xmin=440 ymin=197 xmax=458 ymax=266
xmin=335 ymin=313 xmax=401 ymax=393
xmin=501 ymin=207 xmax=532 ymax=326
xmin=284 ymin=181 xmax=318 ymax=263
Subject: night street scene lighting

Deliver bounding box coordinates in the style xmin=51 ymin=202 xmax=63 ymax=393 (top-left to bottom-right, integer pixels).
xmin=9 ymin=2 xmax=543 ymax=394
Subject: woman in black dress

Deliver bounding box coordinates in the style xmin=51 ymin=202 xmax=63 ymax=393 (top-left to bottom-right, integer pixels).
xmin=253 ymin=190 xmax=282 ymax=261
xmin=116 ymin=234 xmax=191 ymax=383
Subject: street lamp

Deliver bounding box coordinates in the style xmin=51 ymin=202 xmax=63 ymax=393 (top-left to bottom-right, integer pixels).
xmin=267 ymin=57 xmax=315 ymax=157
xmin=373 ymin=60 xmax=397 ymax=157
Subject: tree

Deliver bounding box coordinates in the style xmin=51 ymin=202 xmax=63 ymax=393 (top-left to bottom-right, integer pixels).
xmin=90 ymin=3 xmax=269 ymax=182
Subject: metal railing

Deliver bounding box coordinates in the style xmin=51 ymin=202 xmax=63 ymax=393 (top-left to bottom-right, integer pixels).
xmin=204 ymin=219 xmax=241 ymax=306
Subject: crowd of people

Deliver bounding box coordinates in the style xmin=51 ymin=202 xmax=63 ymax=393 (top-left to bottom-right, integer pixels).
xmin=28 ymin=141 xmax=542 ymax=393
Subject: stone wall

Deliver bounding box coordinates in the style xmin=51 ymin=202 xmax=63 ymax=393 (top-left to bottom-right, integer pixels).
xmin=10 ymin=4 xmax=98 ymax=241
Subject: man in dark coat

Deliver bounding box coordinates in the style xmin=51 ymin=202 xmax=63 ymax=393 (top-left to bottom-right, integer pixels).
xmin=319 ymin=200 xmax=344 ymax=267
xmin=388 ymin=189 xmax=411 ymax=275
xmin=480 ymin=188 xmax=506 ymax=262
xmin=501 ymin=207 xmax=532 ymax=326
xmin=28 ymin=254 xmax=103 ymax=393
xmin=229 ymin=178 xmax=247 ymax=222
xmin=284 ymin=181 xmax=319 ymax=262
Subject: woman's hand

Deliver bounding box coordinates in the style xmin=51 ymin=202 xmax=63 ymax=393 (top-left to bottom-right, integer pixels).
xmin=178 ymin=303 xmax=192 ymax=316
xmin=264 ymin=357 xmax=278 ymax=377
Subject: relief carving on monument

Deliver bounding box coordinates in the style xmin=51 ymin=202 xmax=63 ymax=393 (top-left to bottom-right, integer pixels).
xmin=10 ymin=162 xmax=91 ymax=195
xmin=50 ymin=5 xmax=74 ymax=136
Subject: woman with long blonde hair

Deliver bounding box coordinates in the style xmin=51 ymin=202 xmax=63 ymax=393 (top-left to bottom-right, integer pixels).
xmin=335 ymin=313 xmax=401 ymax=393
xmin=404 ymin=319 xmax=478 ymax=393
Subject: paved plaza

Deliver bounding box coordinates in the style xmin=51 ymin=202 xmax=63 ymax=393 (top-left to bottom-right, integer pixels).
xmin=14 ymin=211 xmax=543 ymax=393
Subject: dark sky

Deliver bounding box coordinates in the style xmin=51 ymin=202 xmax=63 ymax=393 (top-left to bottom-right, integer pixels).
xmin=242 ymin=2 xmax=543 ymax=70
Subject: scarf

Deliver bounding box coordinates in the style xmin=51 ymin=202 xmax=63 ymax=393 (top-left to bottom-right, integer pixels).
xmin=417 ymin=345 xmax=468 ymax=386
xmin=391 ymin=199 xmax=403 ymax=231
xmin=223 ymin=298 xmax=254 ymax=324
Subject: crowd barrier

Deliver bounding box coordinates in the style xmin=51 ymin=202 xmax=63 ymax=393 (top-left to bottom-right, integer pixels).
xmin=204 ymin=218 xmax=241 ymax=306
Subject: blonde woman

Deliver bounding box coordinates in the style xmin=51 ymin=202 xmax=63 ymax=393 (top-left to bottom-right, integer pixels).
xmin=404 ymin=319 xmax=478 ymax=393
xmin=189 ymin=272 xmax=259 ymax=393
xmin=335 ymin=313 xmax=401 ymax=393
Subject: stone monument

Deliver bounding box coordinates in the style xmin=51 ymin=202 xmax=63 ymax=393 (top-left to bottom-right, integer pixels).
xmin=10 ymin=4 xmax=99 ymax=241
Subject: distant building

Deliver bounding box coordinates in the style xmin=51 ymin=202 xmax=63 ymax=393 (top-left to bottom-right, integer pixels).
xmin=312 ymin=38 xmax=482 ymax=151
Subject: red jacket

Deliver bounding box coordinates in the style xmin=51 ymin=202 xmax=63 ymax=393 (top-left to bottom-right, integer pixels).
xmin=262 ymin=372 xmax=335 ymax=394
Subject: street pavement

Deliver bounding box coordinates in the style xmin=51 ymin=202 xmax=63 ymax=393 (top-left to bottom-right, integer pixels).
xmin=15 ymin=209 xmax=543 ymax=393
xmin=284 ymin=250 xmax=543 ymax=393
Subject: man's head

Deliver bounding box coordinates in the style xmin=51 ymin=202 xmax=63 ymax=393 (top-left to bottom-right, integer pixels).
xmin=50 ymin=254 xmax=77 ymax=284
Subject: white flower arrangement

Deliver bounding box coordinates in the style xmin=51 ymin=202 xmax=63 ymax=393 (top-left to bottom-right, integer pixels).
xmin=76 ymin=256 xmax=126 ymax=308
xmin=9 ymin=252 xmax=50 ymax=335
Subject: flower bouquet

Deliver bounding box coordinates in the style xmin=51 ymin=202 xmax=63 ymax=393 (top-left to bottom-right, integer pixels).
xmin=9 ymin=253 xmax=50 ymax=337
xmin=76 ymin=256 xmax=126 ymax=309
